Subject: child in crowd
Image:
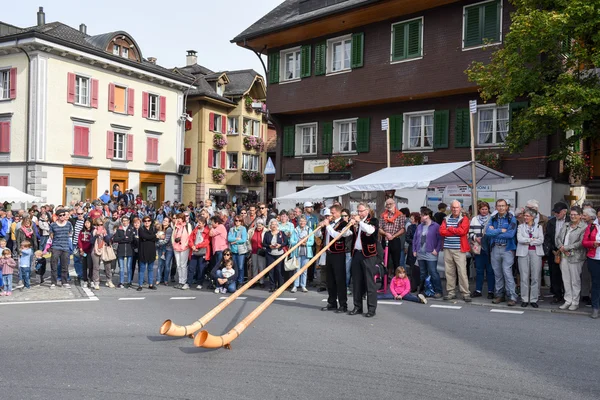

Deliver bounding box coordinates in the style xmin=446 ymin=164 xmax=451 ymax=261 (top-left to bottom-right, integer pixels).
xmin=0 ymin=248 xmax=16 ymax=296
xmin=213 ymin=256 xmax=237 ymax=294
xmin=38 ymin=213 xmax=51 ymax=252
xmin=384 ymin=267 xmax=427 ymax=304
xmin=19 ymin=240 xmax=33 ymax=289
xmin=34 ymin=250 xmax=46 ymax=285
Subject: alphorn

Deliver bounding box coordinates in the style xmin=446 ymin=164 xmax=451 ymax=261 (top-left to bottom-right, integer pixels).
xmin=160 ymin=225 xmax=321 ymax=337
xmin=195 ymin=221 xmax=354 ymax=349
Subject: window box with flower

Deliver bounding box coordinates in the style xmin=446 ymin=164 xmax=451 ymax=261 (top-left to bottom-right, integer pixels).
xmin=328 ymin=156 xmax=354 ymax=172
xmin=475 ymin=150 xmax=502 ymax=171
xmin=213 ymin=133 xmax=227 ymax=149
xmin=244 ymin=95 xmax=253 ymax=110
xmin=242 ymin=171 xmax=263 ymax=184
xmin=212 ymin=168 xmax=225 ymax=183
xmin=397 ymin=152 xmax=425 ymax=166
xmin=243 ymin=136 xmax=265 ymax=152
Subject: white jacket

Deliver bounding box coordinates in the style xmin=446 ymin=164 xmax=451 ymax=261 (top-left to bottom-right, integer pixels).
xmin=516 ymin=223 xmax=545 ymax=257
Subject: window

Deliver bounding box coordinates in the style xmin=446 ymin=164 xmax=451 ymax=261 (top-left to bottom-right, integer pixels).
xmin=122 ymin=47 xmax=129 ymax=58
xmin=146 ymin=137 xmax=159 ymax=163
xmin=113 ymin=85 xmax=127 ymax=114
xmin=295 ymin=123 xmax=317 ymax=156
xmin=328 ymin=36 xmax=352 ymax=73
xmin=113 ymin=45 xmax=121 ymax=56
xmin=227 ymin=153 xmax=238 ymax=170
xmin=0 ymin=70 xmax=9 ymax=100
xmin=477 ymin=105 xmax=508 ymax=145
xmin=391 ymin=18 xmax=423 ymax=62
xmin=227 ymin=117 xmax=239 ymax=135
xmin=211 ymin=150 xmax=221 ymax=169
xmin=463 ymin=0 xmax=502 ymax=49
xmin=280 ymin=48 xmax=301 ymax=81
xmin=114 ymin=132 xmax=126 ymax=160
xmin=0 ymin=175 xmax=8 ymax=186
xmin=75 ymin=75 xmax=90 ymax=106
xmin=148 ymin=94 xmax=159 ymax=120
xmin=217 ymin=83 xmax=224 ymax=96
xmin=252 ymin=120 xmax=261 ymax=137
xmin=73 ymin=125 xmax=90 ymax=157
xmin=404 ymin=112 xmax=434 ymax=149
xmin=334 ymin=119 xmax=357 ymax=153
xmin=213 ymin=114 xmax=222 ymax=133
xmin=242 ymin=154 xmax=260 ymax=171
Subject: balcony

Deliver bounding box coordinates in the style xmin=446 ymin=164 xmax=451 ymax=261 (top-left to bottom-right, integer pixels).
xmin=226 ymin=169 xmax=242 ymax=186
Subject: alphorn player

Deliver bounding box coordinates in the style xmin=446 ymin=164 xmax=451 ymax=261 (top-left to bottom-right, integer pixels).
xmin=349 ymin=203 xmax=381 ymax=318
xmin=317 ymin=205 xmax=353 ymax=313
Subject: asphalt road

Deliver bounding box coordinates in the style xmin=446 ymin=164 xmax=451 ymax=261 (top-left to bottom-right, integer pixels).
xmin=0 ymin=287 xmax=598 ymax=400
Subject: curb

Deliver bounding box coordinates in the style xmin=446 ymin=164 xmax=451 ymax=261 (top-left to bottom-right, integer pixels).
xmin=425 ymin=297 xmax=592 ymax=316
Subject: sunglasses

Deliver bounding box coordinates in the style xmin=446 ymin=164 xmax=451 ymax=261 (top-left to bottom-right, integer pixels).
xmin=341 ymin=214 xmax=349 ymax=217
xmin=223 ymin=253 xmax=232 ymax=257
xmin=58 ymin=214 xmax=66 ymax=217
xmin=260 ymin=207 xmax=266 ymax=209
xmin=241 ymin=212 xmax=247 ymax=214
xmin=77 ymin=213 xmax=84 ymax=215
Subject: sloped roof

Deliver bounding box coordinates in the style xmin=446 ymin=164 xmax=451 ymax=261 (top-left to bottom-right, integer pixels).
xmin=223 ymin=69 xmax=260 ymax=96
xmin=176 ymin=63 xmax=214 ymax=77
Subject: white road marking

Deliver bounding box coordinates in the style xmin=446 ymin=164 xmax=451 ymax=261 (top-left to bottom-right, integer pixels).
xmin=118 ymin=297 xmax=145 ymax=301
xmin=82 ymin=287 xmax=97 ymax=298
xmin=378 ymin=301 xmax=403 ymax=305
xmin=430 ymin=305 xmax=462 ymax=310
xmin=274 ymin=298 xmax=297 ymax=301
xmin=219 ymin=297 xmax=247 ymax=300
xmin=170 ymin=297 xmax=196 ymax=300
xmin=0 ymin=298 xmax=99 ymax=306
xmin=490 ymin=309 xmax=524 ymax=315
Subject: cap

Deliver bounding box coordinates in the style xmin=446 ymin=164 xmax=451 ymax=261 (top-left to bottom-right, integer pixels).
xmin=552 ymin=202 xmax=568 ymax=213
xmin=322 ymin=208 xmax=331 ymax=216
xmin=303 ymin=201 xmax=313 ymax=208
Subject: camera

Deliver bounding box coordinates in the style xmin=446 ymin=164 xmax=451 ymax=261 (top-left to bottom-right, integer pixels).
xmin=174 ymin=237 xmax=181 ymax=243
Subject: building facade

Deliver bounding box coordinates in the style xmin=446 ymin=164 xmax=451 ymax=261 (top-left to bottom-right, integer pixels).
xmin=233 ymin=0 xmax=571 ymax=210
xmin=0 ymin=8 xmax=191 ymax=205
xmin=175 ymin=52 xmax=268 ymax=206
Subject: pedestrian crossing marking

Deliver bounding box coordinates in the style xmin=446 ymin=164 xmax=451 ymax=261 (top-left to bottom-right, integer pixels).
xmin=219 ymin=297 xmax=247 ymax=300
xmin=118 ymin=297 xmax=145 ymax=301
xmin=430 ymin=305 xmax=462 ymax=310
xmin=170 ymin=297 xmax=196 ymax=300
xmin=490 ymin=309 xmax=524 ymax=315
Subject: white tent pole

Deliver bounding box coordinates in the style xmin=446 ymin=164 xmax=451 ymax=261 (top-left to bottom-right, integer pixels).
xmin=469 ymin=101 xmax=478 ymax=208
xmin=386 ymin=118 xmax=390 ymax=168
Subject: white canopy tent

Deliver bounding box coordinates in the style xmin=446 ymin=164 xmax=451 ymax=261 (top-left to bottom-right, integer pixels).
xmin=0 ymin=186 xmax=44 ymax=203
xmin=274 ymin=184 xmax=352 ymax=210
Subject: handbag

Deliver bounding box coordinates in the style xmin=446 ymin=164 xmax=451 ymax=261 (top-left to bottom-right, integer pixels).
xmin=257 ymin=248 xmax=266 ymax=257
xmin=101 ymin=244 xmax=116 ymax=262
xmin=470 ymin=238 xmax=481 ymax=255
xmin=553 ymin=250 xmax=561 ymax=264
xmin=192 ymin=247 xmax=207 ymax=257
xmin=284 ymin=255 xmax=299 ymax=271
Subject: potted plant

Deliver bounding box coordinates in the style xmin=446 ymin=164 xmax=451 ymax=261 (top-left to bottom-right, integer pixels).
xmin=397 ymin=152 xmax=425 ymax=166
xmin=328 ymin=156 xmax=353 ymax=172
xmin=475 ymin=150 xmax=502 ymax=171
xmin=243 ymin=136 xmax=265 ymax=152
xmin=242 ymin=171 xmax=263 ymax=184
xmin=564 ymin=149 xmax=593 ymax=183
xmin=244 ymin=95 xmax=253 ymax=110
xmin=213 ymin=133 xmax=227 ymax=149
xmin=212 ymin=168 xmax=225 ymax=183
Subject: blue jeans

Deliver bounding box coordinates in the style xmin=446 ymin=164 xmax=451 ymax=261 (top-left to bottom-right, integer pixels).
xmin=475 ymin=252 xmax=494 ymax=293
xmin=73 ymin=253 xmax=83 ymax=279
xmin=399 ymin=248 xmax=406 ymax=267
xmin=418 ymin=258 xmax=443 ymax=294
xmin=587 ymin=258 xmax=600 ymax=310
xmin=20 ymin=267 xmax=31 ymax=288
xmin=213 ymin=251 xmax=223 ymax=269
xmin=40 ymin=236 xmax=49 ymax=252
xmin=118 ymin=256 xmax=133 ymax=284
xmin=233 ymin=253 xmax=246 ymax=284
xmin=2 ymin=274 xmax=12 ymax=292
xmin=157 ymin=249 xmax=173 ymax=284
xmin=215 ymin=270 xmax=236 ymax=293
xmin=345 ymin=253 xmax=352 ymax=288
xmin=188 ymin=255 xmax=206 ymax=285
xmin=294 ymin=255 xmax=309 ymax=288
xmin=491 ymin=246 xmax=517 ymax=301
xmin=138 ymin=261 xmax=154 ymax=287
xmin=379 ymin=292 xmax=422 ymax=302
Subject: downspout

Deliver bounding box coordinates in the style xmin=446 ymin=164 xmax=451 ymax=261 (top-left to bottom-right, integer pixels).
xmin=14 ymin=40 xmax=32 ymax=196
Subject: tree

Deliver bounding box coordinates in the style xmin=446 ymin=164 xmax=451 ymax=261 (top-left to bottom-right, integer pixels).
xmin=467 ymin=0 xmax=600 ymax=160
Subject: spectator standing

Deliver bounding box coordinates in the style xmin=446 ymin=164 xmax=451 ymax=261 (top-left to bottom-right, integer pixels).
xmin=290 ymin=216 xmax=314 ymax=293
xmin=70 ymin=209 xmax=85 ymax=282
xmin=263 ymin=219 xmax=288 ymax=292
xmin=113 ymin=216 xmax=134 ymax=288
xmin=172 ymin=213 xmax=191 ymax=290
xmin=228 ymin=216 xmax=248 ymax=288
xmin=434 ymin=203 xmax=447 ymax=225
xmin=137 ymin=216 xmax=158 ymax=292
xmin=188 ymin=217 xmax=211 ymax=290
xmin=156 ymin=217 xmax=173 ymax=286
xmin=209 ymin=215 xmax=228 ymax=270
xmin=582 ymin=211 xmax=600 ymax=319
xmin=77 ymin=219 xmax=94 ymax=288
xmin=469 ymin=201 xmax=494 ymax=299
xmin=413 ymin=208 xmax=443 ymax=298
xmin=250 ymin=219 xmax=267 ymax=288
xmin=49 ymin=209 xmax=73 ymax=289
xmin=379 ymin=199 xmax=406 ymax=277
xmin=544 ymin=202 xmax=569 ymax=304
xmin=516 ymin=209 xmax=544 ymax=308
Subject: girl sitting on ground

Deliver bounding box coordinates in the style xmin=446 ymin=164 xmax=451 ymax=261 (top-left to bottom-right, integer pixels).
xmin=383 ymin=267 xmax=427 ymax=304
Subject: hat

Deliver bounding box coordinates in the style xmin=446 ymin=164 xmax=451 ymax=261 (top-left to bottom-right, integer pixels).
xmin=552 ymin=202 xmax=568 ymax=213
xmin=525 ymin=199 xmax=539 ymax=210
xmin=322 ymin=208 xmax=331 ymax=216
xmin=303 ymin=201 xmax=313 ymax=208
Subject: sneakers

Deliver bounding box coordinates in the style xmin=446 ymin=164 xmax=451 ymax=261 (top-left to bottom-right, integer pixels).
xmin=443 ymin=294 xmax=456 ymax=300
xmin=492 ymin=297 xmax=505 ymax=304
xmin=471 ymin=291 xmax=482 ymax=298
xmin=136 ymin=286 xmax=143 ymax=292
xmin=5 ymin=291 xmax=11 ymax=296
xmin=196 ymin=285 xmax=202 ymax=290
xmin=214 ymin=288 xmax=220 ymax=294
xmin=181 ymin=284 xmax=190 ymax=290
xmin=302 ymin=286 xmax=308 ymax=293
xmin=107 ymin=281 xmax=115 ymax=288
xmin=290 ymin=286 xmax=297 ymax=293
xmin=220 ymin=287 xmax=227 ymax=294
xmin=347 ymin=289 xmax=352 ymax=295
xmin=591 ymin=309 xmax=599 ymax=319
xmin=50 ymin=284 xmax=56 ymax=289
xmin=487 ymin=292 xmax=494 ymax=300
xmin=433 ymin=293 xmax=443 ymax=299
xmin=568 ymin=304 xmax=579 ymax=311
xmin=82 ymin=282 xmax=88 ymax=289
xmin=118 ymin=283 xmax=124 ymax=289
xmin=559 ymin=302 xmax=571 ymax=310
xmin=63 ymin=283 xmax=72 ymax=289
xmin=418 ymin=294 xmax=427 ymax=304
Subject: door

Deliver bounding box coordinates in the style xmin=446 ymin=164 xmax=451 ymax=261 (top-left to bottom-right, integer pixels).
xmin=592 ymin=140 xmax=600 ymax=177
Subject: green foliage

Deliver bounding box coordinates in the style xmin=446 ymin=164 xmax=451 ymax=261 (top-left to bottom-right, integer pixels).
xmin=466 ymin=0 xmax=600 ymax=157
xmin=397 ymin=152 xmax=424 ymax=166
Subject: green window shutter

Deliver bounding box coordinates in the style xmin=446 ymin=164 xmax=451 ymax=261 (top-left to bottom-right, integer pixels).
xmin=283 ymin=125 xmax=295 ymax=157
xmin=300 ymin=45 xmax=311 ymax=78
xmin=433 ymin=110 xmax=450 ymax=149
xmin=509 ymin=101 xmax=528 ymax=131
xmin=389 ymin=115 xmax=403 ymax=151
xmin=314 ymin=42 xmax=326 ymax=76
xmin=392 ymin=23 xmax=406 ymax=61
xmin=482 ymin=0 xmax=500 ymax=43
xmin=351 ymin=32 xmax=364 ymax=68
xmin=268 ymin=53 xmax=280 ymax=84
xmin=406 ymin=20 xmax=422 ymax=58
xmin=454 ymin=108 xmax=470 ymax=148
xmin=464 ymin=5 xmax=482 ymax=47
xmin=356 ymin=117 xmax=371 ymax=153
xmin=322 ymin=122 xmax=333 ymax=155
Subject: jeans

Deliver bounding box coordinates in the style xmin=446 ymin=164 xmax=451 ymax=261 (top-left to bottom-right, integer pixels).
xmin=345 ymin=252 xmax=352 ymax=288
xmin=399 ymin=248 xmax=406 ymax=267
xmin=418 ymin=258 xmax=443 ymax=294
xmin=215 ymin=269 xmax=236 ymax=293
xmin=138 ymin=261 xmax=155 ymax=287
xmin=39 ymin=236 xmax=49 ymax=252
xmin=2 ymin=274 xmax=12 ymax=292
xmin=188 ymin=255 xmax=206 ymax=286
xmin=294 ymin=255 xmax=310 ymax=288
xmin=20 ymin=267 xmax=31 ymax=288
xmin=474 ymin=252 xmax=495 ymax=293
xmin=587 ymin=258 xmax=600 ymax=310
xmin=213 ymin=251 xmax=223 ymax=270
xmin=379 ymin=292 xmax=422 ymax=303
xmin=175 ymin=249 xmax=190 ymax=285
xmin=118 ymin=257 xmax=133 ymax=284
xmin=491 ymin=246 xmax=517 ymax=301
xmin=73 ymin=253 xmax=83 ymax=279
xmin=233 ymin=253 xmax=246 ymax=284
xmin=157 ymin=248 xmax=173 ymax=284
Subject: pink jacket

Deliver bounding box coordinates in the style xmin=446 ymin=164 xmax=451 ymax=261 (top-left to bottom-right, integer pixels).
xmin=389 ymin=276 xmax=411 ymax=298
xmin=172 ymin=224 xmax=190 ymax=252
xmin=0 ymin=257 xmax=16 ymax=275
xmin=210 ymin=224 xmax=228 ymax=254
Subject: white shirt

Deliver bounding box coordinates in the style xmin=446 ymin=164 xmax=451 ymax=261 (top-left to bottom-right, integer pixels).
xmin=325 ymin=218 xmax=352 ymax=245
xmin=354 ymin=217 xmax=375 ymax=250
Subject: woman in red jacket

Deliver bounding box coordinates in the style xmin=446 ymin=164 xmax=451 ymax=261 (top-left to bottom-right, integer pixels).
xmin=77 ymin=218 xmax=94 ymax=288
xmin=188 ymin=216 xmax=211 ymax=290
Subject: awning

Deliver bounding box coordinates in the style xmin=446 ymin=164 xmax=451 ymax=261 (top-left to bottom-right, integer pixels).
xmin=274 ymin=184 xmax=351 ymax=203
xmin=0 ymin=186 xmax=44 ymax=203
xmin=337 ymin=161 xmax=512 ymax=192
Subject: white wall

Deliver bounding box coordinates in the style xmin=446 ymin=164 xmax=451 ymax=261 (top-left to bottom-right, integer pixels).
xmin=165 ymin=175 xmax=178 ymax=202
xmin=0 ymin=53 xmax=29 ymax=163
xmin=42 ymin=164 xmax=64 ymax=205
xmin=128 ymin=171 xmax=140 ymax=194
xmin=1 ymin=165 xmax=25 ymax=191
xmin=97 ymin=169 xmax=111 ymax=197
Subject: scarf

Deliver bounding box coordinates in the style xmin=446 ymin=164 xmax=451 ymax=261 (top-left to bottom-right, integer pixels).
xmin=383 ymin=209 xmax=401 ymax=223
xmin=21 ymin=226 xmax=34 ymax=238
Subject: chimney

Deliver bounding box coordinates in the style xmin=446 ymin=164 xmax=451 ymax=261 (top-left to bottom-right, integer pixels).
xmin=186 ymin=50 xmax=197 ymax=66
xmin=147 ymin=57 xmax=157 ymax=65
xmin=37 ymin=7 xmax=45 ymax=26
xmin=79 ymin=23 xmax=87 ymax=34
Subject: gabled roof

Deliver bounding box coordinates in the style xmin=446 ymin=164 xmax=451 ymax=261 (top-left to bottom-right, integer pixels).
xmin=232 ymin=0 xmax=377 ymax=43
xmin=223 ymin=70 xmax=261 ymax=96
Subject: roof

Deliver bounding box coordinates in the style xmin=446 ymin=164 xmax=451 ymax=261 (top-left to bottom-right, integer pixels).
xmin=223 ymin=70 xmax=260 ymax=96
xmin=0 ymin=21 xmax=192 ymax=84
xmin=232 ymin=0 xmax=377 ymax=43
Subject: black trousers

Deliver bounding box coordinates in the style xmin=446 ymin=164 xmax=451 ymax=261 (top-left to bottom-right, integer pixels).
xmin=265 ymin=253 xmax=284 ymax=289
xmin=351 ymin=251 xmax=378 ymax=313
xmin=82 ymin=252 xmax=92 ymax=282
xmin=325 ymin=252 xmax=347 ymax=308
xmin=548 ymin=256 xmax=564 ymax=298
xmin=383 ymin=237 xmax=402 ymax=276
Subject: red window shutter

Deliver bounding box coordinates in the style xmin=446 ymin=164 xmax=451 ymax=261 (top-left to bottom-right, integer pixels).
xmin=0 ymin=121 xmax=11 ymax=152
xmin=73 ymin=126 xmax=81 ymax=155
xmin=152 ymin=138 xmax=159 ymax=163
xmin=81 ymin=127 xmax=89 ymax=156
xmin=221 ymin=115 xmax=226 ymax=133
xmin=126 ymin=134 xmax=134 ymax=160
xmin=9 ymin=68 xmax=17 ymax=99
xmin=209 ymin=112 xmax=215 ymax=131
xmin=142 ymin=92 xmax=149 ymax=118
xmin=127 ymin=88 xmax=135 ymax=115
xmin=185 ymin=109 xmax=192 ymax=131
xmin=67 ymin=72 xmax=76 ymax=103
xmin=0 ymin=176 xmax=8 ymax=186
xmin=159 ymin=96 xmax=166 ymax=121
xmin=184 ymin=148 xmax=191 ymax=166
xmin=146 ymin=138 xmax=158 ymax=163
xmin=208 ymin=149 xmax=213 ymax=168
xmin=146 ymin=138 xmax=152 ymax=163
xmin=108 ymin=83 xmax=115 ymax=111
xmin=106 ymin=131 xmax=114 ymax=159
xmin=91 ymin=79 xmax=99 ymax=108
xmin=220 ymin=151 xmax=226 ymax=169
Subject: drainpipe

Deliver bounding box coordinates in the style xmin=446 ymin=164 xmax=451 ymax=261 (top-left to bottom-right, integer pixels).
xmin=14 ymin=40 xmax=32 ymax=197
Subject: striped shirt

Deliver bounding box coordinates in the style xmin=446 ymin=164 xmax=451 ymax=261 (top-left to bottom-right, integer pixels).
xmin=72 ymin=219 xmax=84 ymax=244
xmin=443 ymin=216 xmax=462 ymax=250
xmin=50 ymin=222 xmax=73 ymax=251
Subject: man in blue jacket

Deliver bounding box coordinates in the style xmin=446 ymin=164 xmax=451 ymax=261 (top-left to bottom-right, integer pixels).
xmin=0 ymin=208 xmax=9 ymax=240
xmin=486 ymin=199 xmax=518 ymax=306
